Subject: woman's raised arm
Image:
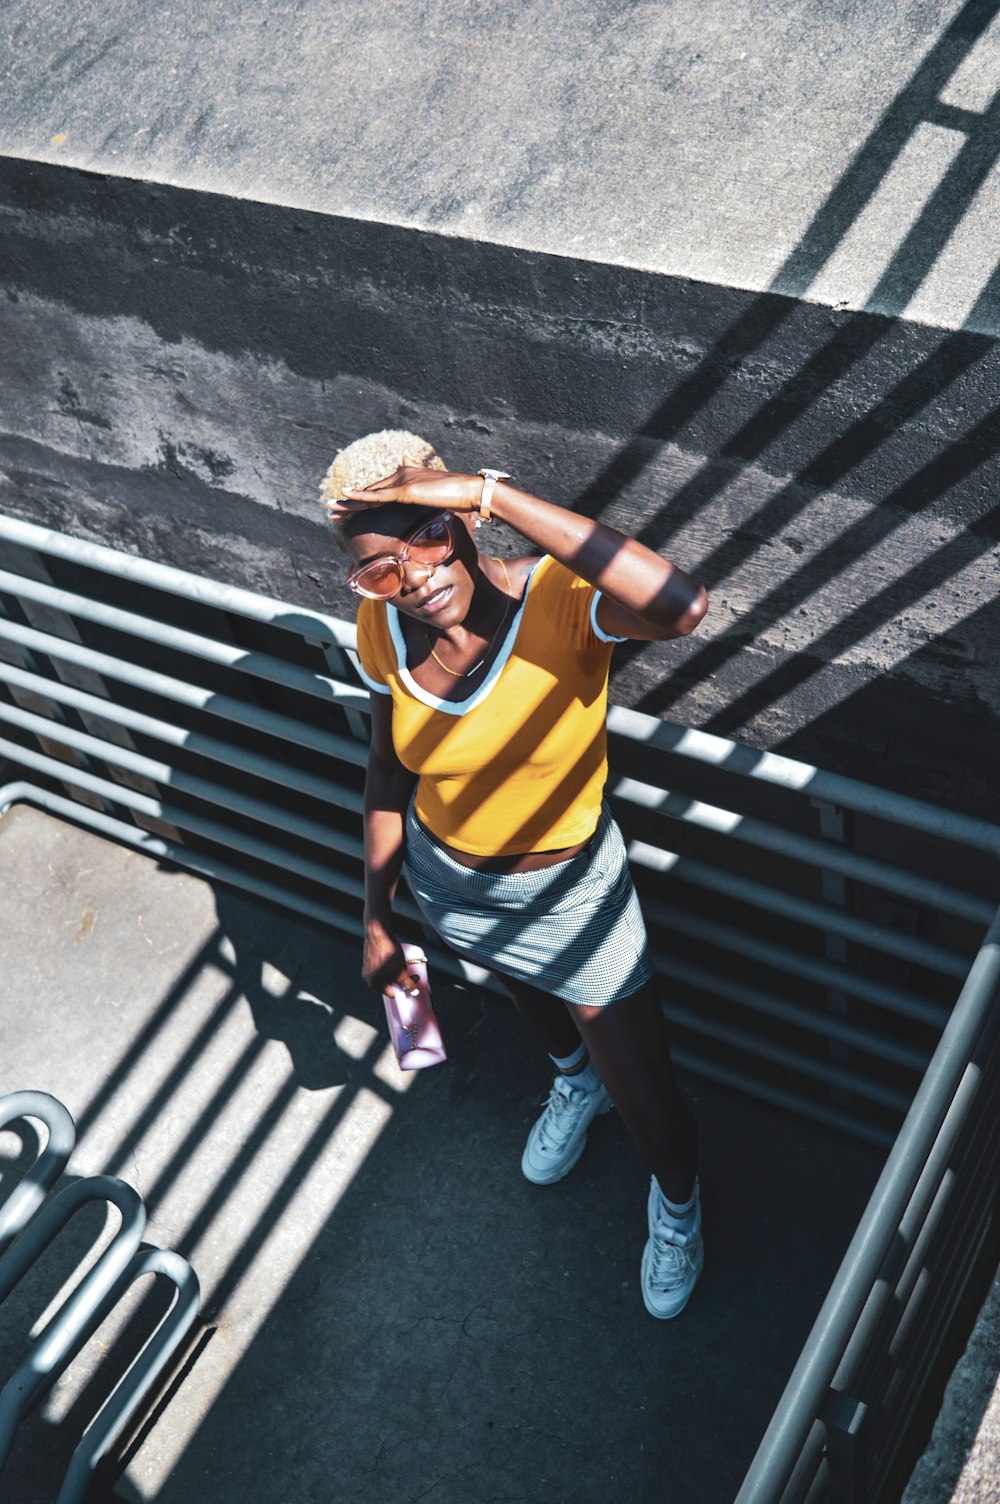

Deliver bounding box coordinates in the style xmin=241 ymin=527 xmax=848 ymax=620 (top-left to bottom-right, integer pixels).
xmin=335 ymin=464 xmax=708 ymax=642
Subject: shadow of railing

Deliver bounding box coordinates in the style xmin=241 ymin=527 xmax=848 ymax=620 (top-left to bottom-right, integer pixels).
xmin=570 ymin=0 xmax=1000 ymax=806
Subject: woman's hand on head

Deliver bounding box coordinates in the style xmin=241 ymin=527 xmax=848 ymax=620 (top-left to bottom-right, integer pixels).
xmin=328 ymin=457 xmax=482 ymax=517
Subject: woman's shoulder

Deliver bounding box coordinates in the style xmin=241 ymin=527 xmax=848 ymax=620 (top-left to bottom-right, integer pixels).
xmin=520 ymin=554 xmax=594 ymax=602
xmin=505 ymin=553 xmax=544 ymax=598
xmin=517 ymin=556 xmax=607 ymax=649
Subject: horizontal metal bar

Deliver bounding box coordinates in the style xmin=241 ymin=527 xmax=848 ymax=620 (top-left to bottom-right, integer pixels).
xmin=0 ymin=780 xmax=905 ymax=1152
xmin=0 ymin=702 xmax=363 ymax=849
xmin=0 ymin=742 xmax=939 ymax=1055
xmin=644 ymin=897 xmax=950 ymax=1028
xmin=0 ymin=736 xmax=366 ymax=895
xmin=0 ymin=512 xmax=358 ymax=650
xmin=424 ymin=942 xmax=901 ymax=1139
xmin=669 ymin=1049 xmax=895 ymax=1149
xmin=18 ymin=691 xmax=950 ymax=1006
xmin=0 ymin=566 xmax=369 ymax=710
xmin=665 ymin=1002 xmax=913 ymax=1113
xmin=613 ymin=776 xmax=995 ymax=926
xmin=630 ymin=840 xmax=970 ymax=978
xmin=6 ymin=512 xmax=996 ymax=865
xmin=734 ymin=902 xmax=1000 ymax=1504
xmin=0 ymin=616 xmax=369 ymax=763
xmin=608 ymin=708 xmax=1000 ymax=858
xmin=658 ymin=955 xmax=930 ymax=1071
xmin=0 ymin=660 xmax=366 ymax=807
xmin=4 ymin=511 xmax=996 ymax=873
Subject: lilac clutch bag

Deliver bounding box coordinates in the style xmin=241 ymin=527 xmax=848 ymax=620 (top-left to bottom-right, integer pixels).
xmin=383 ymin=943 xmax=447 ymax=1071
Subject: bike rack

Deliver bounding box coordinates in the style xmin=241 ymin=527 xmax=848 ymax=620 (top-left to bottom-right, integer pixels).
xmin=0 ymin=1092 xmax=76 ymax=1258
xmin=0 ymin=1091 xmax=202 ymax=1501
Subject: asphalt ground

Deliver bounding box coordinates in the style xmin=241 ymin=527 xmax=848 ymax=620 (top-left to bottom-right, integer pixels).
xmin=0 ymin=802 xmax=892 ymax=1504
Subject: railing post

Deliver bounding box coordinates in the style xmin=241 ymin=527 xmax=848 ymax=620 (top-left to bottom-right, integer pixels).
xmin=813 ymin=798 xmax=855 ymax=1088
xmin=822 ymin=1388 xmax=868 ymax=1504
xmin=304 ymin=634 xmax=369 ymax=739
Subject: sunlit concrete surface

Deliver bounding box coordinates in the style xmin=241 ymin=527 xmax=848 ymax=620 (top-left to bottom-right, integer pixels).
xmin=904 ymin=1271 xmax=1000 ymax=1504
xmin=0 ymin=803 xmax=888 ymax=1503
xmin=3 ymin=0 xmax=1000 ymax=332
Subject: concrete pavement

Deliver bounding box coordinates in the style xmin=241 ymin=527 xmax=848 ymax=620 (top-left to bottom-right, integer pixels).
xmin=0 ymin=803 xmax=887 ymax=1502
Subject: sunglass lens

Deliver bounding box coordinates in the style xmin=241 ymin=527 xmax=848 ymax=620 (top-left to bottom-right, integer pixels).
xmin=406 ymin=517 xmax=453 ymax=563
xmin=352 ymin=560 xmax=403 ymax=598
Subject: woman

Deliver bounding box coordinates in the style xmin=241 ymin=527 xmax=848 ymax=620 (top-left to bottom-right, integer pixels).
xmin=323 ymin=431 xmax=709 ymax=1319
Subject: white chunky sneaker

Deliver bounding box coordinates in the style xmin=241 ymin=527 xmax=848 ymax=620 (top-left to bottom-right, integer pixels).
xmin=520 ymin=1075 xmax=613 ymax=1185
xmin=640 ymin=1177 xmax=704 ymax=1319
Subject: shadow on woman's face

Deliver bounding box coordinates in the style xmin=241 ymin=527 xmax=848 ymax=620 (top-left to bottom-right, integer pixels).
xmin=346 ymin=506 xmax=482 ymax=631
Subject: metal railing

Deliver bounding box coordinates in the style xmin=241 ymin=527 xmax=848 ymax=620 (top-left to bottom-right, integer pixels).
xmin=736 ymin=906 xmax=1000 ymax=1503
xmin=0 ymin=512 xmax=997 ymax=1500
xmin=0 ymin=1090 xmax=202 ymax=1503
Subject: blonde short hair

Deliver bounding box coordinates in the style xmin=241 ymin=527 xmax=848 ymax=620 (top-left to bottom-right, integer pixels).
xmin=319 ymin=430 xmax=445 ymax=506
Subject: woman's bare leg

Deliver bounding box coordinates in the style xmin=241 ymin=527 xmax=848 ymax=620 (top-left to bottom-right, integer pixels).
xmin=495 ymin=972 xmax=584 ymax=1060
xmin=569 ymin=980 xmax=697 ymax=1205
xmin=499 ymin=972 xmax=697 ymax=1204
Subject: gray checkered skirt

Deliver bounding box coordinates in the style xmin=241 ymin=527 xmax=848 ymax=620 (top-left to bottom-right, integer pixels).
xmin=402 ymin=800 xmax=653 ymax=1006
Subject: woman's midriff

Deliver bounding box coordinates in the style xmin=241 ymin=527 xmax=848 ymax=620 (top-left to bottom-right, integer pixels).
xmin=416 ymin=816 xmax=590 ymax=873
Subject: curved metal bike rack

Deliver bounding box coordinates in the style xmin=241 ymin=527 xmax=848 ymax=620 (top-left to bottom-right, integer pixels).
xmin=0 ymin=1091 xmax=202 ymax=1501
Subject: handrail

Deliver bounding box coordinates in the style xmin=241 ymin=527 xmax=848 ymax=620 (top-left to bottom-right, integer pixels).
xmin=0 ymin=613 xmax=365 ymax=759
xmin=607 ymin=709 xmax=1000 ymax=858
xmin=0 ymin=565 xmax=369 ymax=710
xmin=733 ymin=902 xmax=1000 ymax=1504
xmin=0 ymin=511 xmax=357 ymax=648
xmin=2 ymin=519 xmax=998 ymax=1500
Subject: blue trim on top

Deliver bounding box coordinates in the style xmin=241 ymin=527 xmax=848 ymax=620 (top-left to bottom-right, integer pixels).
xmin=590 ymin=592 xmax=630 ymax=643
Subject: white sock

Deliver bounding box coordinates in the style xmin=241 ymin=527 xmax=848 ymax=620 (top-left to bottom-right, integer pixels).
xmin=549 ymin=1043 xmax=603 ymax=1094
xmin=653 ymin=1177 xmax=700 ymax=1232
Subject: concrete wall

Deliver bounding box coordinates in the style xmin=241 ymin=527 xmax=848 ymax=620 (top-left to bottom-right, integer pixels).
xmin=1 ymin=156 xmax=998 ymax=819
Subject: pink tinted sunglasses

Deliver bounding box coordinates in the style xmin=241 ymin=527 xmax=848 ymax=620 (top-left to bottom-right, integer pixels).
xmin=346 ymin=513 xmax=457 ymax=600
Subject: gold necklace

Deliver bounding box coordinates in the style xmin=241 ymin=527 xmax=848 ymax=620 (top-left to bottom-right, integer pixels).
xmin=428 ymin=557 xmax=514 ymax=679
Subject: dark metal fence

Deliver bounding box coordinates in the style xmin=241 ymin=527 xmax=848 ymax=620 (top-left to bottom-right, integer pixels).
xmin=0 ymin=512 xmax=996 ymax=1498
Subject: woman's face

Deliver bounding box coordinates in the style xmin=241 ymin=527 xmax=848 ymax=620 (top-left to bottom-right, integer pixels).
xmin=346 ymin=506 xmax=480 ymax=628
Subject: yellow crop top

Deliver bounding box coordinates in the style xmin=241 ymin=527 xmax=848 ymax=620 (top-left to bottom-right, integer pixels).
xmin=355 ymin=556 xmax=627 ymax=856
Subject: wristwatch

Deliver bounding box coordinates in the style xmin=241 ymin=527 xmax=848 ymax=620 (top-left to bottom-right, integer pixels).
xmin=477 ymin=468 xmax=510 ymax=522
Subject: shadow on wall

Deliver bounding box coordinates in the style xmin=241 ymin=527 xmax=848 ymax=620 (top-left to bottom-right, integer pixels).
xmin=577 ymin=0 xmax=1000 ymax=808
xmin=1 ymin=5 xmax=999 ymax=817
